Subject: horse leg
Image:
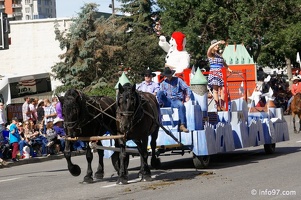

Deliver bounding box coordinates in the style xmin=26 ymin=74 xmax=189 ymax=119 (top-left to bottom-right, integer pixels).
xmin=117 ymin=139 xmax=128 ymax=185
xmin=64 ymin=140 xmax=81 ymax=176
xmin=297 ymin=113 xmax=301 ymax=133
xmin=293 ymin=115 xmax=297 ymax=133
xmin=83 ymin=143 xmax=94 ymax=183
xmin=94 ymin=141 xmax=104 ymax=180
xmin=135 ymin=139 xmax=152 ymax=182
xmin=150 ymin=128 xmax=160 ymax=169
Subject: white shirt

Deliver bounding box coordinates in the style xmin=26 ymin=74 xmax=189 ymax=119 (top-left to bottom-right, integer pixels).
xmin=0 ymin=108 xmax=6 ymax=125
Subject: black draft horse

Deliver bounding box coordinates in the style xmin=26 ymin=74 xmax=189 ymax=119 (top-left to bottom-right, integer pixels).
xmin=116 ymin=83 xmax=160 ymax=184
xmin=60 ymin=89 xmax=117 ymax=183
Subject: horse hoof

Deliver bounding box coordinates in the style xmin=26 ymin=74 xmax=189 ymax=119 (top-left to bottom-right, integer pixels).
xmin=116 ymin=178 xmax=128 ymax=185
xmin=141 ymin=175 xmax=152 ymax=182
xmin=69 ymin=165 xmax=81 ymax=177
xmin=94 ymin=172 xmax=104 ymax=180
xmin=83 ymin=176 xmax=94 ymax=184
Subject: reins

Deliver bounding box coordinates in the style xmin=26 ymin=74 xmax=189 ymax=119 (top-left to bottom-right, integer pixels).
xmin=64 ymin=90 xmax=117 ymax=134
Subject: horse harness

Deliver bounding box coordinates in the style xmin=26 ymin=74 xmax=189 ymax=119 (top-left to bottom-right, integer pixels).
xmin=64 ymin=90 xmax=117 ymax=135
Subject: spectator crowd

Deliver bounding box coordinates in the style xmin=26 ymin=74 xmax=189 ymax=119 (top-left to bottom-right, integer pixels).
xmin=0 ymin=96 xmax=86 ymax=165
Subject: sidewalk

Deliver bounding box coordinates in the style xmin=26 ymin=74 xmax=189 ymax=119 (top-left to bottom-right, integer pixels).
xmin=0 ymin=150 xmax=86 ymax=169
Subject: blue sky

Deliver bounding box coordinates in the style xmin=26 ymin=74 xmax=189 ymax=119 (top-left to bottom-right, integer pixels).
xmin=56 ymin=0 xmax=121 ymax=18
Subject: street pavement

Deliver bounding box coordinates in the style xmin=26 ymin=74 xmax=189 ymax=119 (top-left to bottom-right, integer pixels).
xmin=0 ymin=114 xmax=294 ymax=169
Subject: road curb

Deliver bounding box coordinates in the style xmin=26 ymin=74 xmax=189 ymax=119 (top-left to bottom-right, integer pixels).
xmin=0 ymin=150 xmax=86 ymax=169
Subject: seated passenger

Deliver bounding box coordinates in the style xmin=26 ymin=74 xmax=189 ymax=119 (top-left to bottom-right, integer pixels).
xmin=136 ymin=68 xmax=160 ymax=96
xmin=157 ymin=67 xmax=191 ymax=133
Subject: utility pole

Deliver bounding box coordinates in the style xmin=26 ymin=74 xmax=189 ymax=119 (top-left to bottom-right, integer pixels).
xmin=0 ymin=12 xmax=10 ymax=50
xmin=110 ymin=0 xmax=115 ymax=16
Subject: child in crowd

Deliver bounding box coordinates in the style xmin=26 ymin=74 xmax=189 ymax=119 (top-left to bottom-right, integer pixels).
xmin=33 ymin=123 xmax=48 ymax=156
xmin=9 ymin=117 xmax=21 ymax=162
xmin=46 ymin=121 xmax=56 ymax=147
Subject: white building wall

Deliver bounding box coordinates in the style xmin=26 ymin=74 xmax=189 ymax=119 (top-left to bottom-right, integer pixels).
xmin=0 ymin=17 xmax=72 ymax=88
xmin=0 ymin=17 xmax=72 ymax=106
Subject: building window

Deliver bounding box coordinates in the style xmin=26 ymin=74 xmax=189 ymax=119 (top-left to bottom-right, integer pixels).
xmin=25 ymin=7 xmax=30 ymax=13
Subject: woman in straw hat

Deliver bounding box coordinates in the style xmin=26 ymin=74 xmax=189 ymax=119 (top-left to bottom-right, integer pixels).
xmin=207 ymin=39 xmax=232 ymax=111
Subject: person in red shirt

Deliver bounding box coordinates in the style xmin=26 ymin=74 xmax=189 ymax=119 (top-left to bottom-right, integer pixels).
xmin=285 ymin=76 xmax=301 ymax=114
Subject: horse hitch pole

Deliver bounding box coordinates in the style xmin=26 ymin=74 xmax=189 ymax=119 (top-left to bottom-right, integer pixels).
xmin=65 ymin=135 xmax=125 ymax=141
xmin=159 ymin=124 xmax=183 ymax=146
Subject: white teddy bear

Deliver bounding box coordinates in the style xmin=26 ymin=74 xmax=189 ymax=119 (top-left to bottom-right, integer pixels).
xmin=159 ymin=31 xmax=190 ymax=73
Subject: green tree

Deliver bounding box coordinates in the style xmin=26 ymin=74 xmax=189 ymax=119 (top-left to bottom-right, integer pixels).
xmin=52 ymin=3 xmax=124 ymax=95
xmin=52 ymin=1 xmax=165 ymax=95
xmin=117 ymin=0 xmax=165 ymax=83
xmin=157 ymin=0 xmax=233 ymax=64
xmin=157 ymin=0 xmax=301 ymax=72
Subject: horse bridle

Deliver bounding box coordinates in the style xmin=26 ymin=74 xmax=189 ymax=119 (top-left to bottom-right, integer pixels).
xmin=117 ymin=90 xmax=145 ymax=131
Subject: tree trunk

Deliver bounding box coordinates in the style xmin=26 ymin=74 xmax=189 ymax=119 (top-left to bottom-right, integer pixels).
xmin=285 ymin=57 xmax=292 ymax=87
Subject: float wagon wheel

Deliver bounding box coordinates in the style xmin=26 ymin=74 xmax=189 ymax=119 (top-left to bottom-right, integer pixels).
xmin=264 ymin=143 xmax=276 ymax=154
xmin=192 ymin=153 xmax=210 ymax=169
xmin=111 ymin=152 xmax=130 ymax=172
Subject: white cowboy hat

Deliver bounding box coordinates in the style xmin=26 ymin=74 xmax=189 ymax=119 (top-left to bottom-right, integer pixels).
xmin=291 ymin=76 xmax=300 ymax=81
xmin=53 ymin=117 xmax=63 ymax=124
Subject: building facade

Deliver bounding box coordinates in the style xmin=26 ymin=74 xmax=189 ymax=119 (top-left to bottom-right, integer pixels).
xmin=0 ymin=0 xmax=56 ymax=21
xmin=0 ymin=17 xmax=71 ymax=106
